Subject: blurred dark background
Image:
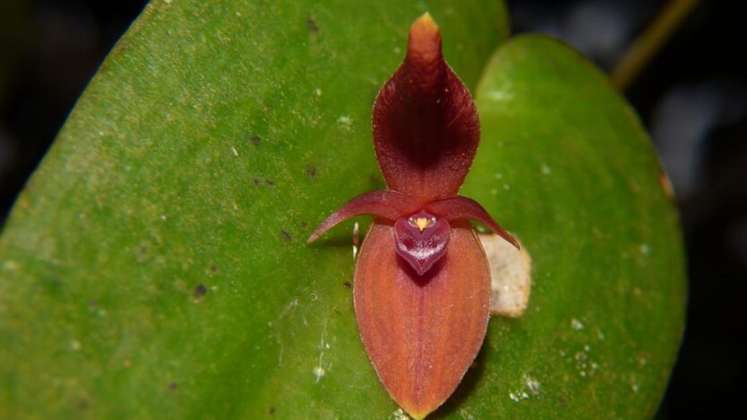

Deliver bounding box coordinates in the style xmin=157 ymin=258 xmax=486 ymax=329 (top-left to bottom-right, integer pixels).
xmin=0 ymin=0 xmax=744 ymax=417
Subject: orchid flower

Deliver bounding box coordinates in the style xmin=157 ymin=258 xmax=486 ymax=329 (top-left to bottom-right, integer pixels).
xmin=308 ymin=13 xmax=517 ymax=418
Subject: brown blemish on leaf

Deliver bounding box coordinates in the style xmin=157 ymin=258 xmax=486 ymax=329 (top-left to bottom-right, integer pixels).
xmin=280 ymin=230 xmax=292 ymax=242
xmin=249 ymin=134 xmax=261 ymax=146
xmin=659 ymin=172 xmax=675 ymax=200
xmin=77 ymin=399 xmax=89 ymax=410
xmin=252 ymin=177 xmax=275 ymax=188
xmin=306 ymin=16 xmax=319 ymax=34
xmin=207 ymin=263 xmax=219 ymax=275
xmin=194 ymin=284 xmax=207 ymax=299
xmin=168 ymin=382 xmax=177 ymax=391
xmin=343 ymin=281 xmax=352 ymax=289
xmin=479 ymin=233 xmax=532 ymax=317
xmin=305 ymin=165 xmax=317 ymax=179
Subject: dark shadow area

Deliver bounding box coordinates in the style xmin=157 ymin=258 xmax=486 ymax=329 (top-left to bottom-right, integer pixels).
xmin=396 ymin=253 xmax=445 ymax=287
xmin=0 ymin=0 xmax=148 ymax=222
xmin=430 ymin=331 xmax=491 ymax=419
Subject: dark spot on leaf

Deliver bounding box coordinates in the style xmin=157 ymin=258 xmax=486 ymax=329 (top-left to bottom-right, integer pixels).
xmin=306 ymin=16 xmax=319 ymax=34
xmin=268 ymin=406 xmax=276 ymax=415
xmin=249 ymin=134 xmax=261 ymax=146
xmin=135 ymin=244 xmax=150 ymax=263
xmin=343 ymin=281 xmax=352 ymax=289
xmin=300 ymin=221 xmax=309 ymax=229
xmin=39 ymin=275 xmax=62 ymax=295
xmin=77 ymin=399 xmax=89 ymax=410
xmin=281 ymin=230 xmax=292 ymax=242
xmin=305 ymin=165 xmax=317 ymax=179
xmin=208 ymin=264 xmax=219 ymax=275
xmin=252 ymin=177 xmax=276 ymax=188
xmin=367 ymin=173 xmax=386 ymax=189
xmin=168 ymin=382 xmax=178 ymax=391
xmin=194 ymin=284 xmax=207 ymax=298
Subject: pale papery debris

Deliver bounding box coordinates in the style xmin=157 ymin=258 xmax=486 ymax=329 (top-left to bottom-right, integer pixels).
xmin=479 ymin=233 xmax=532 ymax=317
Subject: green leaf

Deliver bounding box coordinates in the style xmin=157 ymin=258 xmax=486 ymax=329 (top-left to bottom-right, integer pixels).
xmin=0 ymin=1 xmax=509 ymax=419
xmin=447 ymin=35 xmax=686 ymax=418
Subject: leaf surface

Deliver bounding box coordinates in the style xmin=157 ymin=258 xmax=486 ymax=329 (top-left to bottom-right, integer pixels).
xmin=0 ymin=1 xmax=508 ymax=418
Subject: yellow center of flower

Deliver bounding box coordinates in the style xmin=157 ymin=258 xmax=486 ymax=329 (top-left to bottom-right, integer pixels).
xmin=413 ymin=217 xmax=432 ymax=232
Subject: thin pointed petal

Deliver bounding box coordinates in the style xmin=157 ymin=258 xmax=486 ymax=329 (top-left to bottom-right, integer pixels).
xmin=373 ymin=13 xmax=479 ymax=200
xmin=426 ymin=196 xmax=519 ymax=249
xmin=354 ymin=223 xmax=491 ymax=418
xmin=307 ymin=191 xmax=419 ymax=243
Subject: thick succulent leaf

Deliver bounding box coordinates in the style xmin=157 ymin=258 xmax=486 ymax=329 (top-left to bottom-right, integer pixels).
xmin=0 ymin=1 xmax=508 ymax=419
xmin=354 ymin=223 xmax=490 ymax=419
xmin=447 ymin=35 xmax=686 ymax=419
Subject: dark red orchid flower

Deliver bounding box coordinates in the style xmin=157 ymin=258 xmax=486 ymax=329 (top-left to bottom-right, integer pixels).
xmin=308 ymin=13 xmax=517 ymax=419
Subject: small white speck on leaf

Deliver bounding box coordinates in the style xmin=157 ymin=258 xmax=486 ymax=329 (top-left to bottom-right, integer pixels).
xmin=313 ymin=318 xmax=329 ymax=383
xmin=571 ymin=318 xmax=584 ymax=330
xmin=4 ymin=260 xmax=19 ymax=271
xmin=631 ymin=381 xmax=640 ymax=393
xmin=313 ymin=366 xmax=326 ymax=382
xmin=458 ymin=408 xmax=476 ymax=420
xmin=509 ymin=390 xmax=530 ymax=402
xmin=337 ymin=115 xmax=352 ymax=128
xmin=352 ymin=222 xmax=360 ymax=259
xmin=390 ymin=408 xmax=409 ymax=420
xmin=487 ymin=90 xmax=513 ymax=102
xmin=541 ymin=164 xmax=552 ymax=175
xmin=524 ymin=374 xmax=541 ymax=395
xmin=639 ymin=243 xmax=651 ymax=255
xmin=314 ymin=88 xmax=322 ymax=96
xmin=231 ymin=146 xmax=239 ymax=157
xmin=70 ymin=339 xmax=81 ymax=351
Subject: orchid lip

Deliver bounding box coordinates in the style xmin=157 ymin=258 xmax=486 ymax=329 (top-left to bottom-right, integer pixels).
xmin=393 ymin=210 xmax=450 ymax=276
